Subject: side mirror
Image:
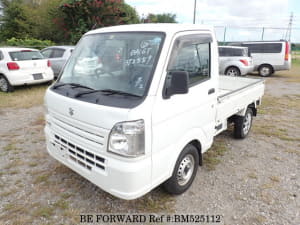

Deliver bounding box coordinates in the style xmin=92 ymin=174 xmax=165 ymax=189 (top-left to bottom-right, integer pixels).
xmin=164 ymin=71 xmax=189 ymax=99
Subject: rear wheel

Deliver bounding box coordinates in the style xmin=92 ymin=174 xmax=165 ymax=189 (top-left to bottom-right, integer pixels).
xmin=234 ymin=108 xmax=253 ymax=139
xmin=225 ymin=67 xmax=241 ymax=76
xmin=163 ymin=144 xmax=199 ymax=195
xmin=258 ymin=65 xmax=273 ymax=77
xmin=0 ymin=75 xmax=13 ymax=92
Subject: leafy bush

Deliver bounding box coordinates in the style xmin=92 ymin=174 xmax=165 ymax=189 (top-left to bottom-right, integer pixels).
xmin=5 ymin=37 xmax=55 ymax=49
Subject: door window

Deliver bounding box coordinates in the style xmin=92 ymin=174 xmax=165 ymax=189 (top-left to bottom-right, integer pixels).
xmin=242 ymin=43 xmax=282 ymax=53
xmin=52 ymin=49 xmax=65 ymax=58
xmin=41 ymin=49 xmax=52 ymax=58
xmin=168 ymin=36 xmax=211 ymax=86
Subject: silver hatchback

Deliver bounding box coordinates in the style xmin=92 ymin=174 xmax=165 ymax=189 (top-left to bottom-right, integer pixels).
xmin=218 ymin=46 xmax=254 ymax=76
xmin=41 ymin=46 xmax=74 ymax=78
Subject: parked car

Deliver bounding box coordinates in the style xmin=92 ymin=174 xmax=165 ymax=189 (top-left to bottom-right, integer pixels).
xmin=229 ymin=40 xmax=291 ymax=77
xmin=218 ymin=46 xmax=254 ymax=76
xmin=40 ymin=46 xmax=74 ymax=78
xmin=44 ymin=24 xmax=265 ymax=200
xmin=0 ymin=47 xmax=54 ymax=92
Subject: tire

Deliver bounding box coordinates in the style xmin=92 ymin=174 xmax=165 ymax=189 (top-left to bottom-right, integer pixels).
xmin=46 ymin=80 xmax=53 ymax=86
xmin=225 ymin=67 xmax=241 ymax=76
xmin=163 ymin=144 xmax=199 ymax=195
xmin=234 ymin=108 xmax=253 ymax=139
xmin=258 ymin=65 xmax=273 ymax=77
xmin=0 ymin=75 xmax=14 ymax=92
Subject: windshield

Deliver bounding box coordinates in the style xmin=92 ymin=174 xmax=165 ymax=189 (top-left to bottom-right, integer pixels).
xmin=59 ymin=32 xmax=165 ymax=97
xmin=9 ymin=51 xmax=44 ymax=61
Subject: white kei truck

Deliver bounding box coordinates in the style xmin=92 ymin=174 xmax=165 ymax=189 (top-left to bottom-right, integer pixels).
xmin=44 ymin=24 xmax=265 ymax=200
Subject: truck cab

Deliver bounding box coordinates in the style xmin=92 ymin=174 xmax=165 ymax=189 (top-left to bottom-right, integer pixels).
xmin=44 ymin=24 xmax=264 ymax=199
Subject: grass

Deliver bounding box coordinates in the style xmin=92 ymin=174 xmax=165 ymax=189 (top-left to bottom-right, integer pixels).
xmin=254 ymin=92 xmax=300 ymax=142
xmin=0 ymin=189 xmax=16 ymax=197
xmin=33 ymin=206 xmax=54 ymax=219
xmin=284 ymin=149 xmax=300 ymax=156
xmin=258 ymin=95 xmax=282 ymax=115
xmin=0 ymin=84 xmax=48 ymax=109
xmin=269 ymin=175 xmax=280 ymax=183
xmin=253 ymin=215 xmax=267 ymax=223
xmin=3 ymin=142 xmax=19 ymax=151
xmin=248 ymin=172 xmax=258 ymax=179
xmin=3 ymin=202 xmax=29 ymax=215
xmin=53 ymin=199 xmax=69 ymax=210
xmin=29 ymin=162 xmax=38 ymax=167
xmin=33 ymin=174 xmax=50 ymax=184
xmin=276 ymin=58 xmax=300 ymax=82
xmin=203 ymin=139 xmax=228 ymax=170
xmin=253 ymin=123 xmax=300 ymax=142
xmin=31 ymin=114 xmax=45 ymax=126
xmin=4 ymin=159 xmax=23 ymax=169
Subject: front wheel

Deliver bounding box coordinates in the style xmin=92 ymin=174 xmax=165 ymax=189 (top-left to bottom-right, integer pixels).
xmin=163 ymin=144 xmax=199 ymax=195
xmin=0 ymin=75 xmax=14 ymax=92
xmin=234 ymin=108 xmax=253 ymax=139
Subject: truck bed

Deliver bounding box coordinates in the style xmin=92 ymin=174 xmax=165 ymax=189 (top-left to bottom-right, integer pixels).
xmin=218 ymin=75 xmax=264 ymax=101
xmin=215 ymin=75 xmax=265 ymax=134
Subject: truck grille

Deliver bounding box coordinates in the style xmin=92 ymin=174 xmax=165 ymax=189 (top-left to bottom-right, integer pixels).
xmin=53 ymin=134 xmax=105 ymax=171
xmin=50 ymin=111 xmax=107 ymax=152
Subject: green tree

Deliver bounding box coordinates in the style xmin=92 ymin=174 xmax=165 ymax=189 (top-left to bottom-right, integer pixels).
xmin=57 ymin=0 xmax=140 ymax=43
xmin=145 ymin=13 xmax=177 ymax=23
xmin=0 ymin=0 xmax=65 ymax=43
xmin=0 ymin=0 xmax=30 ymax=41
xmin=23 ymin=0 xmax=66 ymax=43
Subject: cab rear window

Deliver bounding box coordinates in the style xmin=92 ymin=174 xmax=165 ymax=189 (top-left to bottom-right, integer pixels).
xmin=9 ymin=51 xmax=44 ymax=61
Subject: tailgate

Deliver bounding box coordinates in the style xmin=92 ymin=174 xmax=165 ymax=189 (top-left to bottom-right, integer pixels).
xmin=17 ymin=59 xmax=48 ymax=72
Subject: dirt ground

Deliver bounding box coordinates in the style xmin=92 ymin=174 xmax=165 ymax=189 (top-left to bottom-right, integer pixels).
xmin=0 ymin=62 xmax=299 ymax=225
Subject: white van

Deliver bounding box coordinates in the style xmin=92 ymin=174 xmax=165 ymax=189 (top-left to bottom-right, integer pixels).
xmin=44 ymin=24 xmax=265 ymax=200
xmin=229 ymin=41 xmax=291 ymax=77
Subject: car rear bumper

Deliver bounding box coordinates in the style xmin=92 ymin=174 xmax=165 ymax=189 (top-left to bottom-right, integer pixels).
xmin=7 ymin=69 xmax=54 ymax=86
xmin=273 ymin=61 xmax=291 ymax=71
xmin=240 ymin=65 xmax=254 ymax=75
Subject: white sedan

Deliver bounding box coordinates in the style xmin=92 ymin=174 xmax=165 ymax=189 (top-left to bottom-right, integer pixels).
xmin=0 ymin=47 xmax=54 ymax=92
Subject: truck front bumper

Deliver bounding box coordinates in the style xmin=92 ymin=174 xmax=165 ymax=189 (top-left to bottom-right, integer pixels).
xmin=45 ymin=126 xmax=152 ymax=200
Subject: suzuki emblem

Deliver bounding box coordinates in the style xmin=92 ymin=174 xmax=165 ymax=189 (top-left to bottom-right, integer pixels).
xmin=69 ymin=108 xmax=74 ymax=116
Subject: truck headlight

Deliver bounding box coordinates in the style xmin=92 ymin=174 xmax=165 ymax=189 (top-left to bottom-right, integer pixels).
xmin=108 ymin=120 xmax=145 ymax=157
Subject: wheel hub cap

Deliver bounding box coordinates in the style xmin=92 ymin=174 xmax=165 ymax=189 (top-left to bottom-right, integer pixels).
xmin=177 ymin=154 xmax=195 ymax=186
xmin=227 ymin=69 xmax=238 ymax=76
xmin=243 ymin=112 xmax=252 ymax=134
xmin=0 ymin=77 xmax=8 ymax=92
xmin=261 ymin=67 xmax=270 ymax=76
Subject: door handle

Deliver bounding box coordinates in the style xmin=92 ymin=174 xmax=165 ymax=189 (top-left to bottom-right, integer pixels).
xmin=208 ymin=88 xmax=215 ymax=95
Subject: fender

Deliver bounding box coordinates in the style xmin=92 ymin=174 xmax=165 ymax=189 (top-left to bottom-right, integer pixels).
xmin=151 ymin=127 xmax=213 ymax=189
xmin=235 ymin=102 xmax=257 ymax=117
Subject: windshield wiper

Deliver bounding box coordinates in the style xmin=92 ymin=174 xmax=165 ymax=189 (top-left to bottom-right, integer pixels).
xmin=74 ymin=89 xmax=104 ymax=98
xmin=74 ymin=89 xmax=142 ymax=98
xmin=99 ymin=89 xmax=142 ymax=98
xmin=53 ymin=82 xmax=94 ymax=90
